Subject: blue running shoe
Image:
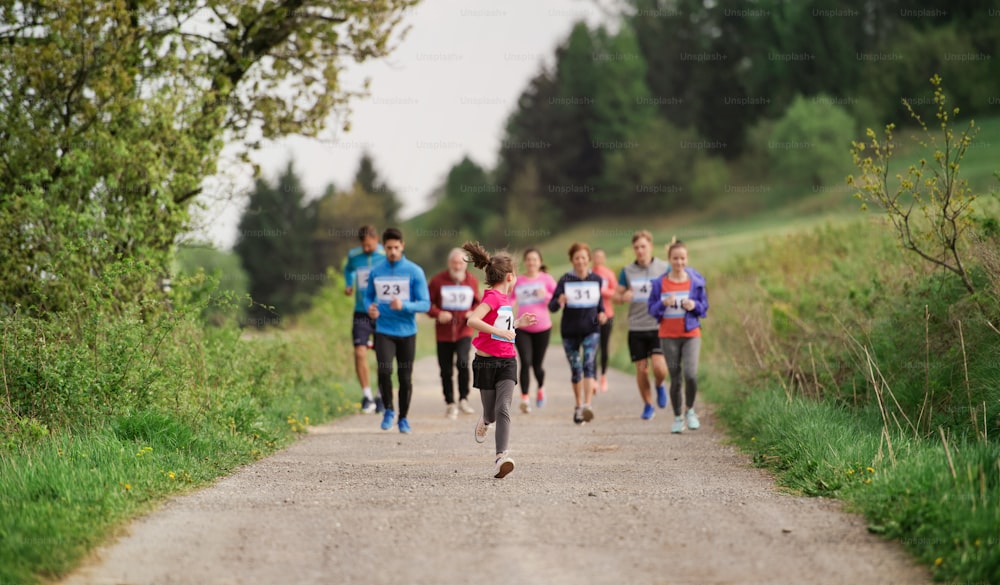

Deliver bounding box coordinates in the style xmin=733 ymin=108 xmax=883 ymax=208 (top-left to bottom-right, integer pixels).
xmin=398 ymin=417 xmax=411 ymax=434
xmin=656 ymin=384 xmax=668 ymax=409
xmin=380 ymin=408 xmax=395 ymax=430
xmin=641 ymin=403 xmax=655 ymax=420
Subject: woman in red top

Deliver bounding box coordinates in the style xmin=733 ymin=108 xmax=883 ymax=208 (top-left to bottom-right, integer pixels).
xmin=463 ymin=241 xmax=538 ymax=479
xmin=591 ymin=248 xmax=617 ymax=392
xmin=647 ymin=238 xmax=709 ymax=434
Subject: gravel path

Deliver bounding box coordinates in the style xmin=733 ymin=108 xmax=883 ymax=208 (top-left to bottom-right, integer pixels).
xmin=58 ymin=351 xmax=931 ymax=585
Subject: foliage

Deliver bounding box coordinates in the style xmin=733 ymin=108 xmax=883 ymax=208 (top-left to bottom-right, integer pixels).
xmin=849 ymin=76 xmax=999 ymax=332
xmin=768 ymin=94 xmax=856 ymax=189
xmin=233 ymin=161 xmax=319 ymax=322
xmin=0 ymin=0 xmax=418 ymax=313
xmin=175 ymin=244 xmax=251 ymax=326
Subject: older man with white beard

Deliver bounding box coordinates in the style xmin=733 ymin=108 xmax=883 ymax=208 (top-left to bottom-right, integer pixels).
xmin=427 ymin=248 xmax=482 ymax=419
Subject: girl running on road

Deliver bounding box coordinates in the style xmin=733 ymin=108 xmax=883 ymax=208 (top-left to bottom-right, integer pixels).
xmin=464 ymin=241 xmax=538 ymax=478
xmin=648 ymin=238 xmax=709 ymax=434
xmin=512 ymin=247 xmax=557 ymax=413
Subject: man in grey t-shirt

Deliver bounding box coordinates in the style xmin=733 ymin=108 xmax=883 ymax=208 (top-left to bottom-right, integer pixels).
xmin=612 ymin=230 xmax=669 ymax=420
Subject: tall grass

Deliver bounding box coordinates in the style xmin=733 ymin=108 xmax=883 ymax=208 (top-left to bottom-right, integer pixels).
xmin=0 ymin=264 xmax=358 ymax=584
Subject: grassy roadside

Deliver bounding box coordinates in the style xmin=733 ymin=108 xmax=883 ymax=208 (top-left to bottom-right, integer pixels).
xmin=700 ymin=214 xmax=1000 ymax=583
xmin=0 ymin=272 xmax=358 ymax=585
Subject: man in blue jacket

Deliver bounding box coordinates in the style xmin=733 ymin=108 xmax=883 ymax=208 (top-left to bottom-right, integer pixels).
xmin=343 ymin=224 xmax=386 ymax=414
xmin=364 ymin=228 xmax=431 ymax=434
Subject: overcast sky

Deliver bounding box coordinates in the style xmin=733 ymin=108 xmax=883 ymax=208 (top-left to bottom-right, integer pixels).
xmin=192 ymin=0 xmax=610 ymax=250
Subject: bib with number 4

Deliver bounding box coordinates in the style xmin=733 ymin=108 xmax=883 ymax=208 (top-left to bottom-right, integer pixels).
xmin=564 ymin=281 xmax=600 ymax=308
xmin=374 ymin=276 xmax=411 ymax=303
xmin=630 ymin=278 xmax=652 ymax=301
xmin=440 ymin=285 xmax=474 ymax=311
xmin=490 ymin=305 xmax=515 ymax=343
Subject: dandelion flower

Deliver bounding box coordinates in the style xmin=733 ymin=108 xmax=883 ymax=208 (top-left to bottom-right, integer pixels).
xmin=168 ymin=471 xmax=176 ymax=480
xmin=124 ymin=483 xmax=132 ymax=491
xmin=866 ymin=467 xmax=875 ymax=474
xmin=934 ymin=557 xmax=943 ymax=566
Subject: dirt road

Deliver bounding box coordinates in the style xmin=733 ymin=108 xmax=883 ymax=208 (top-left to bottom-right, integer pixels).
xmin=58 ymin=352 xmax=931 ymax=585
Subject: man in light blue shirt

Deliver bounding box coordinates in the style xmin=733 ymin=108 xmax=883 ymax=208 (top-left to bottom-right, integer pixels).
xmin=343 ymin=225 xmax=386 ymax=414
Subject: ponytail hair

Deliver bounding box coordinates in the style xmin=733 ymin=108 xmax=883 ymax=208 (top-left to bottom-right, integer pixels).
xmin=462 ymin=241 xmax=514 ymax=286
xmin=666 ymin=235 xmax=687 ymax=257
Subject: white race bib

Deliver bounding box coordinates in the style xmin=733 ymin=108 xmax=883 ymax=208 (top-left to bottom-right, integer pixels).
xmin=441 ymin=285 xmax=474 ymax=311
xmin=515 ymin=282 xmax=546 ymax=306
xmin=565 ymin=281 xmax=601 ymax=308
xmin=490 ymin=305 xmax=515 ymax=343
xmin=355 ymin=267 xmax=372 ymax=290
xmin=374 ymin=276 xmax=411 ymax=303
xmin=630 ymin=278 xmax=652 ymax=301
xmin=662 ymin=290 xmax=689 ymax=318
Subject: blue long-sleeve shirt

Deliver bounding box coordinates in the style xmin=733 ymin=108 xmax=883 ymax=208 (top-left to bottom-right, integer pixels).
xmin=647 ymin=267 xmax=709 ymax=333
xmin=363 ymin=253 xmax=430 ymax=337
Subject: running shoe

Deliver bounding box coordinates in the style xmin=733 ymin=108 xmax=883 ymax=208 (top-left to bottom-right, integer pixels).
xmin=671 ymin=416 xmax=685 ymax=434
xmin=374 ymin=396 xmax=385 ymax=414
xmin=600 ymin=374 xmax=608 ymax=392
xmin=494 ymin=453 xmax=515 ymax=478
xmin=475 ymin=416 xmax=491 ymax=443
xmin=641 ymin=403 xmax=655 ymax=420
xmin=380 ymin=408 xmax=395 ymax=430
xmin=536 ymin=387 xmax=546 ymax=408
xmin=582 ymin=404 xmax=594 ymax=422
xmin=446 ymin=403 xmax=458 ymax=420
xmin=686 ymin=408 xmax=700 ymax=430
xmin=458 ymin=398 xmax=475 ymax=414
xmin=398 ymin=417 xmax=411 ymax=434
xmin=656 ymin=384 xmax=668 ymax=409
xmin=361 ymin=397 xmax=376 ymax=414
xmin=573 ymin=406 xmax=584 ymax=425
xmin=520 ymin=395 xmax=531 ymax=414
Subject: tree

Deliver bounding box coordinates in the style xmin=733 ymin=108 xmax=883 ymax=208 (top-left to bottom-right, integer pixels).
xmin=769 ymin=95 xmax=856 ymax=189
xmin=0 ymin=0 xmax=417 ymax=313
xmin=355 ymin=152 xmax=402 ymax=226
xmin=312 ymin=182 xmax=384 ymax=276
xmin=234 ymin=162 xmax=318 ymax=323
xmin=849 ymin=76 xmax=999 ymax=334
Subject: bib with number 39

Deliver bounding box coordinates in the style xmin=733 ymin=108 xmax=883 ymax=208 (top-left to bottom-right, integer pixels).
xmin=490 ymin=305 xmax=515 ymax=343
xmin=440 ymin=285 xmax=474 ymax=311
xmin=374 ymin=276 xmax=411 ymax=303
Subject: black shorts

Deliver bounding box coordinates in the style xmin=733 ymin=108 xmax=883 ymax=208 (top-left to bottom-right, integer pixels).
xmin=628 ymin=330 xmax=663 ymax=362
xmin=472 ymin=355 xmax=518 ymax=390
xmin=351 ymin=312 xmax=376 ymax=347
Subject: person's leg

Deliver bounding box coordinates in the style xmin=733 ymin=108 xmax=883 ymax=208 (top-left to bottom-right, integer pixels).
xmin=514 ymin=331 xmax=533 ymax=396
xmin=480 ymin=388 xmax=497 ymax=424
xmin=456 ymin=336 xmax=472 ymax=402
xmin=629 ymin=332 xmax=653 ymax=405
xmin=397 ymin=335 xmax=417 ymax=419
xmin=661 ymin=337 xmax=684 ymax=417
xmin=681 ymin=337 xmax=702 ymax=409
xmin=532 ymin=329 xmax=550 ymax=389
xmin=374 ymin=333 xmax=396 ymax=413
xmin=563 ymin=337 xmax=584 ymax=406
xmin=493 ymin=378 xmax=515 ymax=455
xmin=352 ymin=313 xmax=376 ymax=408
xmin=437 ymin=340 xmax=456 ymax=404
xmin=581 ymin=332 xmax=600 ymax=407
xmin=598 ymin=318 xmax=612 ymax=374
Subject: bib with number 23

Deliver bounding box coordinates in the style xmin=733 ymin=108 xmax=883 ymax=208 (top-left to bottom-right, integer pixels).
xmin=374 ymin=276 xmax=411 ymax=303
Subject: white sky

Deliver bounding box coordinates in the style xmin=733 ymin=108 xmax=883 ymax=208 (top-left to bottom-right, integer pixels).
xmin=191 ymin=0 xmax=610 ymax=250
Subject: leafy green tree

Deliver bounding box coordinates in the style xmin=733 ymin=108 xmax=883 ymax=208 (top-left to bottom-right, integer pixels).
xmin=234 ymin=162 xmax=318 ymax=322
xmin=175 ymin=244 xmax=250 ymax=326
xmin=0 ymin=0 xmax=417 ymax=313
xmin=769 ymin=95 xmax=856 ymax=189
xmin=355 ymin=152 xmax=402 ymax=226
xmin=312 ymin=182 xmax=385 ymax=276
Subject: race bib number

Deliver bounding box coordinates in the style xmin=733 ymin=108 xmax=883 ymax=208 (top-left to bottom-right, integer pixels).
xmin=565 ymin=281 xmax=600 ymax=308
xmin=355 ymin=267 xmax=372 ymax=290
xmin=441 ymin=285 xmax=474 ymax=311
xmin=662 ymin=291 xmax=689 ymax=318
xmin=630 ymin=278 xmax=652 ymax=301
xmin=490 ymin=305 xmax=515 ymax=343
xmin=374 ymin=276 xmax=411 ymax=303
xmin=515 ymin=282 xmax=546 ymax=306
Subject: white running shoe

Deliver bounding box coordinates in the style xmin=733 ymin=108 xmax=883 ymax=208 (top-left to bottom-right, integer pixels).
xmin=458 ymin=398 xmax=475 ymax=414
xmin=520 ymin=396 xmax=531 ymax=414
xmin=671 ymin=416 xmax=685 ymax=434
xmin=446 ymin=403 xmax=458 ymax=420
xmin=581 ymin=404 xmax=594 ymax=422
xmin=475 ymin=416 xmax=491 ymax=443
xmin=494 ymin=453 xmax=515 ymax=478
xmin=686 ymin=408 xmax=700 ymax=430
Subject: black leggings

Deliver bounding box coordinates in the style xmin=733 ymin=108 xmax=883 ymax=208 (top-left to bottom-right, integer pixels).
xmin=374 ymin=333 xmax=416 ymax=418
xmin=597 ymin=318 xmax=613 ymax=375
xmin=514 ymin=328 xmax=550 ymax=395
xmin=437 ymin=337 xmax=471 ymax=404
